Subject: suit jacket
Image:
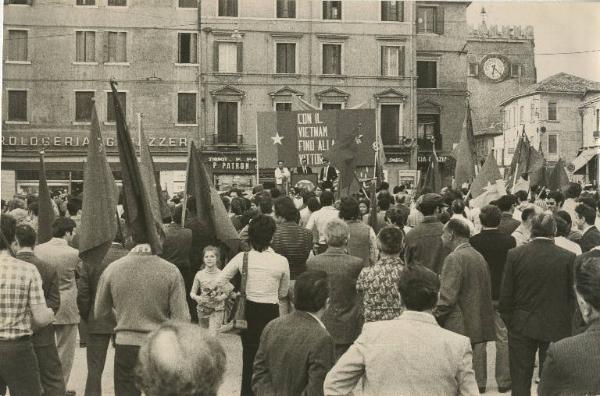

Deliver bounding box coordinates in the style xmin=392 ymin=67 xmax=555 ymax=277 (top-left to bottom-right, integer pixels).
xmin=404 ymin=216 xmax=450 ymax=274
xmin=253 ymin=311 xmax=334 ymax=396
xmin=435 ymin=243 xmax=496 ymax=344
xmin=571 ymin=249 xmax=600 ymax=334
xmin=323 ymin=311 xmax=479 ymax=396
xmin=499 ymin=239 xmax=575 ymax=342
xmin=160 ymin=223 xmax=193 ymax=280
xmin=35 ymin=238 xmax=81 ymax=325
xmin=296 ymin=166 xmax=313 ymax=174
xmin=470 ymin=229 xmax=516 ymax=301
xmin=306 ymin=247 xmax=363 ymax=345
xmin=538 ymin=319 xmax=600 ymax=396
xmin=580 ymin=225 xmax=600 ymax=253
xmin=319 ymin=166 xmax=338 ymax=183
xmin=77 ymin=243 xmax=129 ymax=334
xmin=16 ymin=250 xmax=60 ymax=346
xmin=498 ymin=213 xmax=520 ymax=235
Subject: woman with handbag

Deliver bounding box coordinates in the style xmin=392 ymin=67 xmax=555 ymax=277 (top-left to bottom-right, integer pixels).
xmin=218 ymin=214 xmax=290 ymax=396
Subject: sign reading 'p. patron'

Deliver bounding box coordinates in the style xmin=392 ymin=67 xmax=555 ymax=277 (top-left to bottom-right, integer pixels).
xmin=256 ymin=109 xmax=376 ymax=168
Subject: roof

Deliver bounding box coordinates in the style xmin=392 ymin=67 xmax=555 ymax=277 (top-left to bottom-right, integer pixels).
xmin=500 ymin=72 xmax=600 ymax=106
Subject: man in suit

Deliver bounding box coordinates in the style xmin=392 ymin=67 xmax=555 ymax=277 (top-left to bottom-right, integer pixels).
xmin=499 ymin=213 xmax=576 ymax=396
xmin=435 ymin=219 xmax=496 ymax=393
xmin=77 ymin=233 xmax=129 ymax=396
xmin=253 ymin=270 xmax=334 ymax=396
xmin=324 ymin=265 xmax=480 ymax=395
xmin=35 ymin=217 xmax=80 ymax=393
xmin=14 ymin=224 xmax=66 ymax=396
xmin=159 ymin=206 xmax=195 ymax=320
xmin=538 ymin=257 xmax=600 ymax=396
xmin=574 ymin=203 xmax=600 ymax=252
xmin=296 ymin=158 xmax=313 ymax=175
xmin=470 ymin=204 xmax=516 ymax=393
xmin=404 ymin=193 xmax=450 ymax=273
xmin=495 ymin=195 xmax=521 ymax=235
xmin=319 ymin=158 xmax=337 ymax=186
xmin=307 ymin=219 xmax=363 ymax=359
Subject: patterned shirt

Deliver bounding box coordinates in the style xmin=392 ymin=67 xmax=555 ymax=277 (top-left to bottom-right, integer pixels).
xmin=356 ymin=255 xmax=405 ymax=322
xmin=0 ymin=251 xmax=46 ymax=340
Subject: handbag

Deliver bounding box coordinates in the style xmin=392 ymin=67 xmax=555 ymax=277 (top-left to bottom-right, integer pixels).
xmin=219 ymin=252 xmax=248 ymax=334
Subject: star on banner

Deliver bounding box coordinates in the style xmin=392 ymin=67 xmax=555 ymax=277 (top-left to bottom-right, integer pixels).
xmin=271 ymin=132 xmax=284 ymax=145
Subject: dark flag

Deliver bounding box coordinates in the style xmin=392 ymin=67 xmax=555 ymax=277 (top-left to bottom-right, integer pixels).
xmin=79 ymin=102 xmax=118 ymax=265
xmin=547 ymin=158 xmax=570 ymax=192
xmin=37 ymin=152 xmax=55 ymax=244
xmin=110 ymin=80 xmax=163 ymax=254
xmin=421 ymin=150 xmax=442 ymax=193
xmin=453 ymin=102 xmax=477 ymax=187
xmin=139 ymin=120 xmax=171 ymax=222
xmin=368 ymin=180 xmax=378 ymax=232
xmin=324 ymin=123 xmax=362 ymax=195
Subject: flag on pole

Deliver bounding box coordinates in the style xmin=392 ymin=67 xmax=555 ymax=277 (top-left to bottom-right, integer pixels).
xmin=470 ymin=150 xmax=507 ymax=208
xmin=37 ymin=152 xmax=55 ymax=244
xmin=291 ymin=94 xmax=319 ymax=111
xmin=79 ymin=102 xmax=118 ymax=265
xmin=324 ymin=123 xmax=362 ymax=194
xmin=421 ymin=149 xmax=442 ymax=193
xmin=547 ymin=158 xmax=570 ymax=191
xmin=110 ymin=80 xmax=163 ymax=254
xmin=453 ymin=103 xmax=478 ymax=187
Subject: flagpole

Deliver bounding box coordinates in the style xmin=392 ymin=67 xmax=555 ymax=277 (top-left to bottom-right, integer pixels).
xmin=255 ymin=116 xmax=260 ymax=186
xmin=137 ymin=112 xmax=142 ymax=156
xmin=181 ymin=142 xmax=193 ymax=227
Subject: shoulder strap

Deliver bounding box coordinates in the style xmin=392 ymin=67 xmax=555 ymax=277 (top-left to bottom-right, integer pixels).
xmin=240 ymin=252 xmax=248 ymax=296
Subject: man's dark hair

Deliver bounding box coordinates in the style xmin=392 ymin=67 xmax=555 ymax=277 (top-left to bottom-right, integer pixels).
xmin=66 ymin=199 xmax=80 ymax=216
xmin=377 ymin=191 xmax=393 ymax=211
xmin=338 ymin=197 xmax=360 ymax=221
xmin=444 ymin=219 xmax=470 ymax=239
xmin=555 ymin=210 xmax=572 ymax=228
xmin=575 ymin=203 xmax=596 ymax=225
xmin=565 ymin=182 xmax=582 ymax=199
xmin=378 ymin=181 xmax=389 ymax=192
xmin=294 ymin=270 xmax=329 ymax=313
xmin=270 ymin=188 xmax=282 ymax=200
xmin=521 ymin=207 xmax=537 ymax=222
xmin=15 ymin=224 xmax=36 ymax=248
xmin=248 ymin=215 xmax=276 ymax=252
xmin=530 ymin=213 xmax=557 ymax=238
xmin=172 ymin=206 xmax=183 ymax=225
xmin=256 ymin=193 xmax=273 ymax=215
xmin=392 ymin=185 xmax=403 ymax=194
xmin=0 ymin=214 xmax=17 ymax=249
xmin=302 ymin=191 xmax=315 ymax=206
xmin=320 ymin=191 xmax=334 ymax=207
xmin=28 ymin=201 xmax=39 ymax=217
xmin=554 ymin=215 xmax=571 ymax=238
xmin=398 ymin=265 xmax=440 ymax=311
xmin=580 ymin=196 xmax=597 ymax=211
xmin=50 ymin=190 xmax=62 ymax=198
xmin=385 ymin=205 xmax=410 ymax=228
xmin=514 ymin=190 xmax=528 ymax=203
xmin=547 ymin=190 xmax=565 ymax=207
xmin=274 ymin=197 xmax=299 ymax=223
xmin=231 ymin=197 xmax=245 ymax=216
xmin=52 ymin=217 xmax=76 ymax=238
xmin=495 ymin=195 xmax=516 ymax=212
xmin=378 ymin=226 xmax=403 ymax=255
xmin=451 ymin=199 xmax=466 ymax=215
xmin=307 ymin=197 xmax=321 ymax=213
xmin=576 ymin=257 xmax=600 ymax=311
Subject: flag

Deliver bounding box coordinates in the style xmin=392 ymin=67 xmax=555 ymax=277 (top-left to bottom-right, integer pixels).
xmin=324 ymin=124 xmax=362 ymax=194
xmin=37 ymin=152 xmax=55 ymax=244
xmin=79 ymin=103 xmax=118 ymax=265
xmin=185 ymin=141 xmax=240 ymax=252
xmin=470 ymin=150 xmax=502 ymax=198
xmin=110 ymin=80 xmax=163 ymax=254
xmin=368 ymin=180 xmax=378 ymax=232
xmin=512 ymin=177 xmax=530 ymax=194
xmin=421 ymin=150 xmax=442 ymax=193
xmin=139 ymin=120 xmax=171 ymax=222
xmin=453 ymin=103 xmax=477 ymax=187
xmin=471 ymin=179 xmax=507 ymax=209
xmin=547 ymin=158 xmax=570 ymax=191
xmin=291 ymin=94 xmax=319 ymax=111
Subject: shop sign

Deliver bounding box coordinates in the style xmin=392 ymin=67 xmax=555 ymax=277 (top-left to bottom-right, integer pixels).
xmin=417 ymin=155 xmax=448 ymax=163
xmin=1 ymin=133 xmax=189 ymax=150
xmin=207 ymin=155 xmax=257 ymax=173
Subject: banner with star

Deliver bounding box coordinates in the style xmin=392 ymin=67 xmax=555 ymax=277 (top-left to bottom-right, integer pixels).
xmin=256 ymin=109 xmax=376 ymax=168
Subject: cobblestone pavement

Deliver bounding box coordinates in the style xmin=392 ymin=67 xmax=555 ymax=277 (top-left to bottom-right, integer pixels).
xmin=66 ymin=334 xmax=538 ymax=395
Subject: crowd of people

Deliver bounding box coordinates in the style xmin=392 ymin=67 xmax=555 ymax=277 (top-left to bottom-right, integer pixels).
xmin=1 ymin=179 xmax=600 ymax=396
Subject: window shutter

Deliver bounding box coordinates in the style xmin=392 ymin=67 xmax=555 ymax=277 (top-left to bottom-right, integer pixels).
xmin=398 ymin=46 xmax=405 ymax=76
xmin=213 ymin=42 xmax=219 ymax=71
xmin=86 ymin=32 xmax=95 ymax=62
xmin=191 ymin=33 xmax=198 ymax=63
xmin=398 ymin=1 xmax=404 ymax=22
xmin=380 ymin=47 xmax=385 ymax=76
xmin=102 ymin=31 xmax=109 ymax=63
xmin=236 ymin=42 xmax=243 ymax=72
xmin=231 ymin=0 xmax=238 ymax=17
xmin=76 ymin=32 xmax=84 ymax=62
xmin=381 ymin=2 xmax=389 ymax=21
xmin=435 ymin=7 xmax=444 ymax=34
xmin=289 ymin=0 xmax=296 ymax=18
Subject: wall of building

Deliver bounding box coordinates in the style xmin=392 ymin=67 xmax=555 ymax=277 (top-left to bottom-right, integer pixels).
xmin=581 ymin=93 xmax=600 ymax=148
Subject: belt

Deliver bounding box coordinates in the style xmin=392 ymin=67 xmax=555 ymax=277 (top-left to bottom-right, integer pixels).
xmin=0 ymin=335 xmax=32 ymax=342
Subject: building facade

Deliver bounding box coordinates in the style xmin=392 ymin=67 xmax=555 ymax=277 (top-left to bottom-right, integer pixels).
xmin=571 ymin=91 xmax=600 ymax=183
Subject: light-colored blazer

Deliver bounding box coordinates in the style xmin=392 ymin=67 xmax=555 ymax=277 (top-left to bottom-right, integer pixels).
xmin=323 ymin=310 xmax=480 ymax=396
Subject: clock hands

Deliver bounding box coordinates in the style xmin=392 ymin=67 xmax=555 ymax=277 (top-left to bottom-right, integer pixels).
xmin=491 ymin=64 xmax=499 ymax=77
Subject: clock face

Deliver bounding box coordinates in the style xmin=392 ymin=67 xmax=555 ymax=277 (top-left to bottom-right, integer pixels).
xmin=482 ymin=57 xmax=506 ymax=81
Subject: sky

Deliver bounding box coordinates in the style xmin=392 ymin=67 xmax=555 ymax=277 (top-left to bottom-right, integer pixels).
xmin=466 ymin=1 xmax=600 ymax=82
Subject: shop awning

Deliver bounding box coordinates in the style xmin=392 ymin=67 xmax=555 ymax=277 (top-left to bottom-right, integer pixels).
xmin=570 ymin=147 xmax=599 ymax=172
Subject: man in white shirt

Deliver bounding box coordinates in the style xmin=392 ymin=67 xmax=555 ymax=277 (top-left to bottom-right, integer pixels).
xmin=305 ymin=190 xmax=339 ymax=254
xmin=274 ymin=160 xmax=291 ymax=193
xmin=554 ymin=214 xmax=582 ymax=255
xmin=511 ymin=206 xmax=539 ymax=246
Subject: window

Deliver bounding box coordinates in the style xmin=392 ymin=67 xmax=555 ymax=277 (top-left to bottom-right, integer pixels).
xmin=548 ymin=134 xmax=558 ymax=156
xmin=417 ymin=114 xmax=441 ymax=150
xmin=417 ymin=61 xmax=437 ymax=88
xmin=276 ymin=43 xmax=296 ymax=74
xmin=7 ymin=0 xmax=31 ymax=4
xmin=511 ymin=64 xmax=521 ymax=77
xmin=468 ymin=63 xmax=479 ymax=76
xmin=75 ymin=31 xmax=96 ymax=62
xmin=217 ymin=102 xmax=238 ymax=144
xmin=381 ymin=46 xmax=404 ymax=77
xmin=108 ymin=0 xmax=126 ymax=6
xmin=7 ymin=30 xmax=28 ymax=62
xmin=548 ymin=102 xmax=557 ymax=121
xmin=381 ymin=104 xmax=400 ymax=145
xmin=215 ymin=42 xmax=242 ymax=73
xmin=106 ymin=32 xmax=127 ymax=63
xmin=504 ymin=110 xmax=509 ymax=129
xmin=218 ymin=0 xmax=238 ymax=17
xmin=417 ymin=6 xmax=443 ymax=34
xmin=381 ymin=1 xmax=403 ymax=22
xmin=519 ymin=106 xmax=524 ymax=124
xmin=178 ymin=33 xmax=198 ymax=64
xmin=75 ymin=92 xmax=94 ymax=122
xmin=177 ymin=93 xmax=197 ymax=124
xmin=322 ymin=44 xmax=342 ymax=75
xmin=323 ymin=1 xmax=342 ymax=20
xmin=322 ymin=103 xmax=342 ymax=110
xmin=76 ymin=0 xmax=96 ymax=5
xmin=596 ymin=109 xmax=600 ymax=131
xmin=178 ymin=0 xmax=196 ymax=7
xmin=530 ymin=102 xmax=535 ymax=122
xmin=275 ymin=102 xmax=292 ymax=112
xmin=107 ymin=92 xmax=126 ymax=122
xmin=7 ymin=90 xmax=27 ymax=122
xmin=277 ymin=0 xmax=296 ymax=18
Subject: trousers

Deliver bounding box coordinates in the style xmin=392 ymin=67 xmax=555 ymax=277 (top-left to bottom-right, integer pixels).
xmin=199 ymin=310 xmax=224 ymax=337
xmin=508 ymin=329 xmax=550 ymax=396
xmin=34 ymin=341 xmax=66 ymax=396
xmin=114 ymin=344 xmax=141 ymax=396
xmin=0 ymin=338 xmax=42 ymax=396
xmin=85 ymin=333 xmax=112 ymax=396
xmin=54 ymin=323 xmax=78 ymax=388
xmin=494 ymin=311 xmax=511 ymax=389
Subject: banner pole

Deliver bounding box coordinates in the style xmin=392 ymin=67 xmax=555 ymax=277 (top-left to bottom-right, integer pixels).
xmin=255 ymin=117 xmax=260 ymax=186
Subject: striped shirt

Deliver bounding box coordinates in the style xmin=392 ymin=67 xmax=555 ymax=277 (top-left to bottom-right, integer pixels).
xmin=0 ymin=251 xmax=46 ymax=340
xmin=271 ymin=221 xmax=313 ymax=279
